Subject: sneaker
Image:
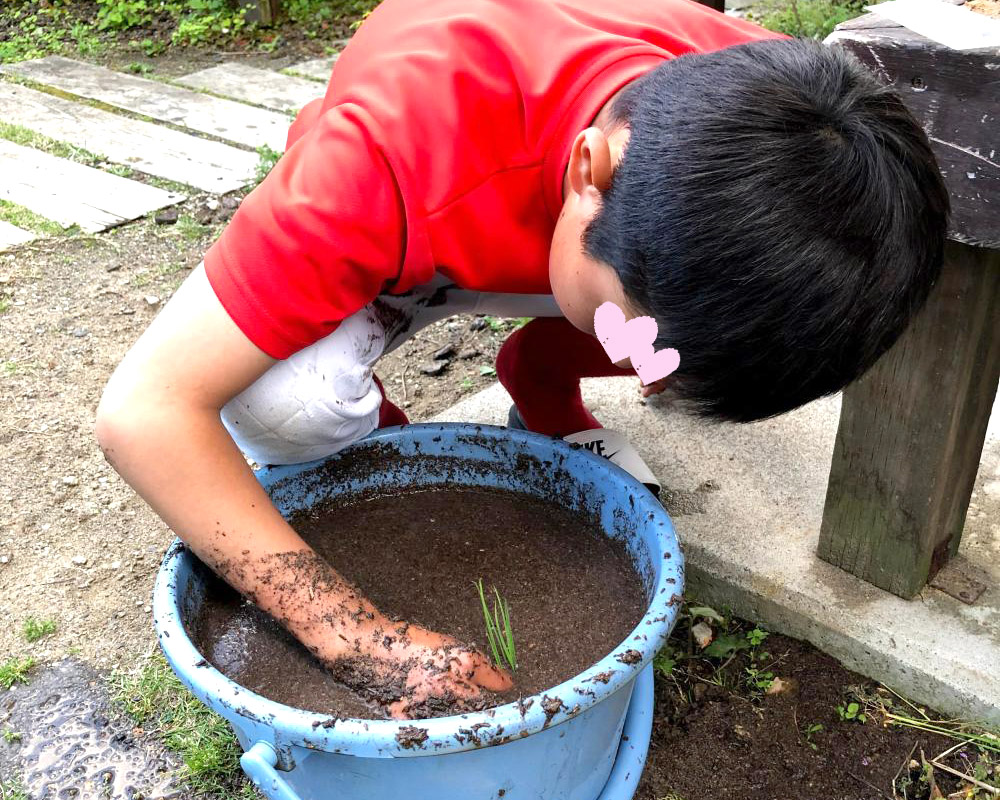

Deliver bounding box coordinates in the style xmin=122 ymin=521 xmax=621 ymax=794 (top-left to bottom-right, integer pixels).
xmin=506 ymin=405 xmax=661 ymax=497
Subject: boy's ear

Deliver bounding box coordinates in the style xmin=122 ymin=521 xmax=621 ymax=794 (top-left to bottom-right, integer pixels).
xmin=568 ymin=127 xmax=613 ymax=198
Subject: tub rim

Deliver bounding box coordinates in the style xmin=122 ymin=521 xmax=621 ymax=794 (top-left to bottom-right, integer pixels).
xmin=152 ymin=422 xmax=684 ymax=758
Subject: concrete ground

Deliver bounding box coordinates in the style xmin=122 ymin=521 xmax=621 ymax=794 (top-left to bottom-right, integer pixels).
xmin=432 ymin=379 xmax=1000 ymax=725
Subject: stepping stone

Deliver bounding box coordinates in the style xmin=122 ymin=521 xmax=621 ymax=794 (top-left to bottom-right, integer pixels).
xmin=0 ymin=139 xmax=184 ymax=233
xmin=0 ymin=220 xmax=36 ymax=249
xmin=0 ymin=83 xmax=256 ymax=193
xmin=285 ymin=54 xmax=340 ymax=82
xmin=2 ymin=56 xmax=290 ymax=152
xmin=175 ymin=63 xmax=325 ymax=114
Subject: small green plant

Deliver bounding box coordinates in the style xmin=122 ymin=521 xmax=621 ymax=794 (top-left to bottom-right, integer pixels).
xmin=0 ymin=657 xmax=36 ymax=690
xmin=460 ymin=376 xmax=474 ymax=390
xmin=802 ymin=722 xmax=823 ymax=751
xmin=653 ymin=648 xmax=677 ymax=678
xmin=750 ymin=0 xmax=862 ymax=39
xmin=475 ymin=579 xmax=517 ymax=671
xmin=255 ymin=144 xmax=282 ymax=185
xmin=479 ymin=365 xmax=497 ymax=377
xmin=23 ymin=617 xmax=57 ymax=643
xmin=2 ymin=728 xmax=22 ymax=744
xmin=836 ymin=701 xmax=868 ymax=724
xmin=111 ymin=655 xmax=256 ymax=796
xmin=126 ymin=61 xmax=153 ymax=74
xmin=0 ymin=778 xmax=29 ymax=800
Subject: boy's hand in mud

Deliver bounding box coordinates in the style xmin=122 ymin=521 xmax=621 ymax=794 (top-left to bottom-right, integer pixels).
xmin=324 ymin=620 xmax=512 ymax=720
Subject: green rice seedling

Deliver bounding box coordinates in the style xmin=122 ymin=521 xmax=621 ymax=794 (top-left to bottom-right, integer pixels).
xmin=476 ymin=579 xmax=517 ymax=671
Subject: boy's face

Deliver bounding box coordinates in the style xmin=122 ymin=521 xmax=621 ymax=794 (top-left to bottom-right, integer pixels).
xmin=549 ymin=126 xmax=637 ymax=337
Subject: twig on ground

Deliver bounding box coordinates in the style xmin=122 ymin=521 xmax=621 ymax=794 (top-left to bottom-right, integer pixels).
xmin=846 ymin=769 xmax=895 ymax=800
xmin=893 ymin=741 xmax=919 ymax=799
xmin=929 ymin=759 xmax=1000 ymax=795
xmin=931 ymin=739 xmax=975 ymax=764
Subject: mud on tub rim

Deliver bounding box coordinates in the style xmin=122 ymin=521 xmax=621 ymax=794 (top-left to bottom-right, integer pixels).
xmin=152 ymin=423 xmax=685 ymax=758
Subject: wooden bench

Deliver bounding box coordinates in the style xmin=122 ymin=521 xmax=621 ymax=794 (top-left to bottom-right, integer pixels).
xmin=819 ymin=7 xmax=999 ymax=598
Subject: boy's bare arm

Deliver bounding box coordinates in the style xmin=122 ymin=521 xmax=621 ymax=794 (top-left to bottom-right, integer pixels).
xmin=96 ymin=265 xmax=510 ymax=716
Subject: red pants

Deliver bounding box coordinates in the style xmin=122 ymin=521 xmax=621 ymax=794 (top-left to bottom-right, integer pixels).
xmin=378 ymin=318 xmax=626 ymax=437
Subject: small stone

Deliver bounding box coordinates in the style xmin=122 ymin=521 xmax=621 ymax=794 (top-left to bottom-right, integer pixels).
xmin=0 ymin=555 xmax=10 ymax=565
xmin=144 ymin=605 xmax=152 ymax=613
xmin=432 ymin=343 xmax=456 ymax=360
xmin=469 ymin=317 xmax=488 ymax=332
xmin=72 ymin=555 xmax=87 ymax=566
xmin=144 ymin=295 xmax=160 ymax=307
xmin=194 ymin=207 xmax=214 ymax=225
xmin=71 ymin=328 xmax=88 ymax=338
xmin=62 ymin=476 xmax=79 ymax=486
xmin=458 ymin=348 xmax=481 ymax=360
xmin=154 ymin=208 xmax=179 ymax=225
xmin=105 ymin=263 xmax=121 ymax=272
xmin=206 ymin=198 xmax=220 ymax=212
xmin=221 ymin=195 xmax=240 ymax=210
xmin=78 ymin=501 xmax=99 ymax=519
xmin=419 ymin=361 xmax=448 ymax=376
xmin=110 ymin=560 xmax=122 ymax=569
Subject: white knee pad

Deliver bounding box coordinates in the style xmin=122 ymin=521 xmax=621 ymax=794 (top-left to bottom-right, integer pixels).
xmin=222 ymin=311 xmax=385 ymax=466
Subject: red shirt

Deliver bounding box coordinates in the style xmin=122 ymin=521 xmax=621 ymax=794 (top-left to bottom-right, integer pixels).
xmin=205 ymin=0 xmax=779 ymax=359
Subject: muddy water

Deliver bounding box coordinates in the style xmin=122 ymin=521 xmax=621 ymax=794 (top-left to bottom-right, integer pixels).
xmin=0 ymin=659 xmax=184 ymax=799
xmin=190 ymin=486 xmax=645 ymax=719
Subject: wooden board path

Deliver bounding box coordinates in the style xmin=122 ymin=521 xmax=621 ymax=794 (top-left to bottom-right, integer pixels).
xmin=2 ymin=56 xmax=290 ymax=152
xmin=0 ymin=220 xmax=36 ymax=250
xmin=176 ymin=63 xmax=324 ymax=114
xmin=0 ymin=139 xmax=184 ymax=233
xmin=284 ymin=55 xmax=339 ymax=82
xmin=0 ymin=83 xmax=257 ymax=194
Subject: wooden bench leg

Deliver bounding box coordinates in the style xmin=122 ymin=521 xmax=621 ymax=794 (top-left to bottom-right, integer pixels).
xmin=818 ymin=241 xmax=1000 ymax=599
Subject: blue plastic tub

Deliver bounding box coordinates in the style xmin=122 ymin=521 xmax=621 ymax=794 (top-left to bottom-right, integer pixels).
xmin=152 ymin=423 xmax=684 ymax=800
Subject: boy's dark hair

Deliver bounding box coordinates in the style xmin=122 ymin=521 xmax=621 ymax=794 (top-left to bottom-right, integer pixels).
xmin=585 ymin=38 xmax=949 ymax=422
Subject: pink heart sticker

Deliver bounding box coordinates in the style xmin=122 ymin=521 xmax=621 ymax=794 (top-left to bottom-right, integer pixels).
xmin=593 ymin=301 xmax=680 ymax=386
xmin=594 ymin=302 xmax=658 ymax=363
xmin=632 ymin=344 xmax=681 ymax=386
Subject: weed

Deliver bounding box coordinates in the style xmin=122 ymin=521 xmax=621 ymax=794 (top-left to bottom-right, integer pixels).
xmin=0 ymin=200 xmax=66 ymax=236
xmin=2 ymin=728 xmax=22 ymax=744
xmin=0 ymin=657 xmax=36 ymax=690
xmin=653 ymin=650 xmax=677 ymax=678
xmin=0 ymin=778 xmax=29 ymax=800
xmin=255 ymin=144 xmax=282 ymax=185
xmin=836 ymin=700 xmax=867 ymax=724
xmin=0 ymin=122 xmax=105 ymax=166
xmin=750 ymin=0 xmax=863 ymax=39
xmin=111 ymin=655 xmax=256 ymax=797
xmin=479 ymin=365 xmax=497 ymax=377
xmin=802 ymin=722 xmax=823 ymax=751
xmin=23 ymin=617 xmax=57 ymax=643
xmin=475 ymin=579 xmax=517 ymax=671
xmin=460 ymin=376 xmax=475 ymax=391
xmin=105 ymin=163 xmax=135 ymax=178
xmin=126 ymin=61 xmax=153 ymax=74
xmin=175 ymin=215 xmax=209 ymax=241
xmin=0 ymin=300 xmax=10 ymax=316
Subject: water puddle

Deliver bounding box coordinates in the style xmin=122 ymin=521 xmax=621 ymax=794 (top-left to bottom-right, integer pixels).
xmin=0 ymin=659 xmax=183 ymax=799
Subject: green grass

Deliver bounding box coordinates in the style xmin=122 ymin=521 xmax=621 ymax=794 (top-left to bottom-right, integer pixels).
xmin=0 ymin=778 xmax=29 ymax=800
xmin=254 ymin=144 xmax=282 ymax=186
xmin=476 ymin=579 xmax=517 ymax=671
xmin=22 ymin=617 xmax=57 ymax=643
xmin=750 ymin=0 xmax=863 ymax=39
xmin=175 ymin=215 xmax=210 ymax=241
xmin=0 ymin=200 xmax=66 ymax=236
xmin=111 ymin=655 xmax=259 ymax=799
xmin=0 ymin=300 xmax=10 ymax=316
xmin=0 ymin=657 xmax=36 ymax=690
xmin=0 ymin=120 xmax=107 ymax=166
xmin=2 ymin=728 xmax=22 ymax=744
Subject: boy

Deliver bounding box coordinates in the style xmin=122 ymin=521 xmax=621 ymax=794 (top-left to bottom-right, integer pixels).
xmin=96 ymin=0 xmax=949 ymax=718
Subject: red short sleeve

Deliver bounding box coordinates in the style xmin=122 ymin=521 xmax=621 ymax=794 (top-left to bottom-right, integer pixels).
xmin=204 ymin=104 xmax=406 ymax=359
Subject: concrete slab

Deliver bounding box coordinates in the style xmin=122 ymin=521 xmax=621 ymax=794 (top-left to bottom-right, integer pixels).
xmin=431 ymin=378 xmax=1000 ymax=725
